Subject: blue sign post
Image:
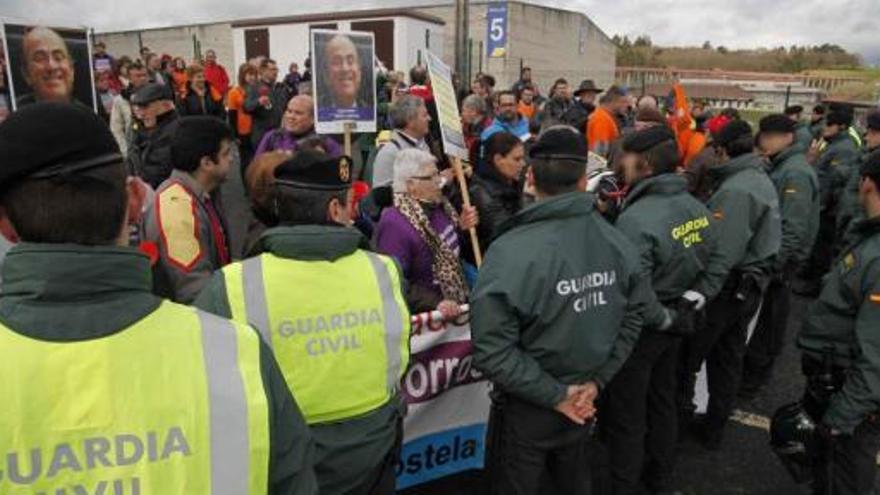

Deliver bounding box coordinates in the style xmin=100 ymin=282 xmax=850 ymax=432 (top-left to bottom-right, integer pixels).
xmin=486 ymin=2 xmax=508 ymax=58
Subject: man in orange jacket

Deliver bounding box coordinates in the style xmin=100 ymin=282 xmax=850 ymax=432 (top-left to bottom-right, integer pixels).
xmin=587 ymin=85 xmax=628 ymax=157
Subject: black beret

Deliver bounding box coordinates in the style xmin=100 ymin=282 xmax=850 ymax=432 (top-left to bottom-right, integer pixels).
xmin=529 ymin=126 xmax=588 ymax=161
xmin=784 ymin=105 xmax=803 ymax=116
xmin=826 ymin=103 xmax=854 ymax=127
xmin=275 ymin=150 xmax=352 ymax=191
xmin=622 ymin=125 xmax=676 ymax=153
xmin=131 ymin=83 xmax=171 ymax=105
xmin=862 ymin=149 xmax=880 ymax=177
xmin=714 ymin=119 xmax=753 ymax=148
xmin=866 ymin=110 xmax=880 ymax=131
xmin=0 ymin=102 xmax=121 ymax=189
xmin=758 ymin=114 xmax=796 ymax=135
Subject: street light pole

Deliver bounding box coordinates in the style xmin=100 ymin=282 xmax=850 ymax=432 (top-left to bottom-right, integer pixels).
xmin=454 ymin=0 xmax=469 ymax=80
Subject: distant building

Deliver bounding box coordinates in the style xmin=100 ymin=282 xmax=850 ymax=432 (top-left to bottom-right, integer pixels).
xmin=643 ymin=82 xmax=754 ymax=109
xmin=616 ymin=67 xmax=864 ymax=112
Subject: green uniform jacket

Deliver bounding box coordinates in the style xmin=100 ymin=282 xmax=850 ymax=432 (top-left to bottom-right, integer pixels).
xmin=470 ymin=192 xmax=649 ymax=408
xmin=195 ymin=225 xmax=404 ymax=495
xmin=0 ymin=244 xmax=318 ymax=495
xmin=816 ymin=132 xmax=860 ymax=214
xmin=810 ymin=119 xmax=825 ymax=141
xmin=615 ymin=174 xmax=716 ymax=328
xmin=837 ymin=146 xmax=879 ymax=248
xmin=694 ymin=152 xmax=781 ymax=298
xmin=798 ymin=217 xmax=880 ymax=434
xmin=767 ymin=145 xmax=820 ymax=268
xmin=794 ymin=122 xmax=814 ymax=153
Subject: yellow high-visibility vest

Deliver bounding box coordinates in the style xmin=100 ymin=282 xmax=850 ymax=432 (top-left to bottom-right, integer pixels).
xmin=223 ymin=250 xmax=410 ymax=425
xmin=0 ymin=302 xmax=270 ymax=495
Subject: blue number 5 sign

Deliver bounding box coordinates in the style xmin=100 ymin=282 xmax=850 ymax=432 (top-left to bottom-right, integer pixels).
xmin=486 ymin=2 xmax=508 ymax=58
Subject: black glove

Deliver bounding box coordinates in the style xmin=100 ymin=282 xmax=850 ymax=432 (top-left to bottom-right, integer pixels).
xmin=663 ymin=297 xmax=700 ymax=336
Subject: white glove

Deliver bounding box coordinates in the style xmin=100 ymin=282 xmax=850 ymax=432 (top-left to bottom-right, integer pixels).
xmin=658 ymin=307 xmax=674 ymax=331
xmin=682 ymin=290 xmax=707 ymax=311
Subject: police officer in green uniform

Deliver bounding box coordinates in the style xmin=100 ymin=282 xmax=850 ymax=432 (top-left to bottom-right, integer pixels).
xmin=741 ymin=115 xmax=820 ymax=398
xmin=797 ymin=150 xmax=880 ymax=495
xmin=836 ymin=110 xmax=880 ymax=251
xmin=801 ymin=104 xmax=860 ymax=295
xmin=679 ymin=120 xmax=781 ymax=450
xmin=785 ymin=105 xmax=814 ymax=152
xmin=0 ymin=103 xmax=318 ymax=495
xmin=471 ymin=126 xmax=649 ymax=494
xmin=809 ymin=104 xmax=826 ymax=141
xmin=195 ymin=150 xmax=410 ymax=495
xmin=603 ymin=126 xmax=715 ymax=495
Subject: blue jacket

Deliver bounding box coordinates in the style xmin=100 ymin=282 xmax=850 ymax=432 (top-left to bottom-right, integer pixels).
xmin=480 ymin=116 xmax=530 ymax=143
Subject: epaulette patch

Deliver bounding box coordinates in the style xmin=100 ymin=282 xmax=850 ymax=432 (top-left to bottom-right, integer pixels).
xmin=156 ymin=183 xmax=202 ymax=271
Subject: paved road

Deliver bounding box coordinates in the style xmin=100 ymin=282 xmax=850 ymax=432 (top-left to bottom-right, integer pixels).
xmin=401 ymin=292 xmax=871 ymax=495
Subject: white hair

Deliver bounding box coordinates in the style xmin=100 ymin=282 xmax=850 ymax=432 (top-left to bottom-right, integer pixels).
xmin=392 ymin=148 xmax=436 ymax=193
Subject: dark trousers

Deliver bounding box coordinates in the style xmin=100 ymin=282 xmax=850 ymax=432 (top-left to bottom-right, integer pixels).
xmin=604 ymin=331 xmax=681 ymax=494
xmin=238 ymin=138 xmax=255 ymax=185
xmin=804 ymin=214 xmax=837 ymax=282
xmin=812 ymin=418 xmax=880 ymax=495
xmin=348 ymin=418 xmax=403 ymax=495
xmin=486 ymin=395 xmax=593 ymax=495
xmin=743 ymin=274 xmax=793 ymax=391
xmin=679 ymin=288 xmax=762 ymax=431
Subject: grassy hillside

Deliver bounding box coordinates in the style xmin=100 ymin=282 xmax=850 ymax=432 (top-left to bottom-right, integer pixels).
xmin=614 ymin=36 xmax=863 ymax=73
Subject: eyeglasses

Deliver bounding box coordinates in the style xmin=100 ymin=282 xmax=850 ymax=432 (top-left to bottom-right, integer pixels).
xmin=411 ymin=173 xmax=440 ymax=182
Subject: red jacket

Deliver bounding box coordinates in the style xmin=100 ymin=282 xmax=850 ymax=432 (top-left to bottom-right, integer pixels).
xmin=203 ymin=62 xmax=230 ymax=97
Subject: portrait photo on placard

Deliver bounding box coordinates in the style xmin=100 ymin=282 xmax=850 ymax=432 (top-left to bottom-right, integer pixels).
xmin=312 ymin=29 xmax=376 ymax=134
xmin=4 ymin=23 xmax=95 ymax=112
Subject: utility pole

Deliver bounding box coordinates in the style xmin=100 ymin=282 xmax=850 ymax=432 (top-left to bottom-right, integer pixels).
xmin=454 ymin=0 xmax=469 ymax=80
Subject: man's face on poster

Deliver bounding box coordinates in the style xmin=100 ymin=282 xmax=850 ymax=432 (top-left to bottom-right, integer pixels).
xmin=22 ymin=27 xmax=75 ymax=103
xmin=325 ymin=35 xmax=361 ymax=107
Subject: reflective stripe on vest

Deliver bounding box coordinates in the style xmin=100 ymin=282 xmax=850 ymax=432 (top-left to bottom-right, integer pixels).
xmin=224 ymin=250 xmax=410 ymax=425
xmin=0 ymin=302 xmax=269 ymax=494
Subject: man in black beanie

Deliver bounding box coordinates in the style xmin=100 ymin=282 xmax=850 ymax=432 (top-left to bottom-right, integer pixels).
xmin=810 ymin=104 xmax=826 ymax=140
xmin=0 ymin=103 xmax=318 ymax=495
xmin=603 ymin=125 xmax=716 ymax=494
xmin=679 ymin=119 xmax=781 ymax=450
xmin=837 ymin=109 xmax=880 ymax=250
xmin=471 ymin=125 xmax=649 ymax=494
xmin=784 ymin=105 xmax=813 ymax=151
xmin=797 ymin=149 xmax=880 ymax=494
xmin=740 ymin=114 xmax=820 ymax=398
xmin=800 ymin=103 xmax=860 ymax=295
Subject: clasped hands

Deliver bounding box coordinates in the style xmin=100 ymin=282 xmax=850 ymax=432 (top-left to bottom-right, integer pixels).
xmin=555 ymin=382 xmax=599 ymax=425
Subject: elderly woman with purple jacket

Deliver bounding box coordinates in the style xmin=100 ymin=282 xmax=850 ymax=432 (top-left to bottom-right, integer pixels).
xmin=374 ymin=148 xmax=479 ymax=318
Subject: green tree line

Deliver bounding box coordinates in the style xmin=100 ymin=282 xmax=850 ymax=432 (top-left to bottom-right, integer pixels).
xmin=612 ymin=35 xmax=863 ymax=72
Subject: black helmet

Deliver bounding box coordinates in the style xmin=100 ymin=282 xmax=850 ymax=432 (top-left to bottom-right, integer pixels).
xmin=769 ymin=402 xmax=821 ymax=484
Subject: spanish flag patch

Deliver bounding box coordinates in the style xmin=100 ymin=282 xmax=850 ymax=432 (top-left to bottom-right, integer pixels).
xmin=712 ymin=210 xmax=724 ymax=220
xmin=784 ymin=188 xmax=798 ymax=194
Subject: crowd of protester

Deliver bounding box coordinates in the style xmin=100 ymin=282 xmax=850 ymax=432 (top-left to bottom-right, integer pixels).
xmin=77 ymin=40 xmax=880 ymax=493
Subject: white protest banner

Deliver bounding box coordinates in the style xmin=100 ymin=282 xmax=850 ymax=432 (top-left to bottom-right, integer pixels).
xmin=396 ymin=309 xmax=491 ymax=489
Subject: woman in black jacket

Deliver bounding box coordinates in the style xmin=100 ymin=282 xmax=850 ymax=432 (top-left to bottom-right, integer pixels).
xmin=178 ymin=64 xmax=226 ymax=120
xmin=470 ymin=131 xmax=526 ymax=252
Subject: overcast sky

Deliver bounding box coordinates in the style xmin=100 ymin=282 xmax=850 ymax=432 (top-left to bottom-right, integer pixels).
xmin=2 ymin=0 xmax=878 ymax=64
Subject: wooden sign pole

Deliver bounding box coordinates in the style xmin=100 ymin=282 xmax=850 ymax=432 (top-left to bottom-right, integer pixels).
xmin=452 ymin=156 xmax=482 ymax=267
xmin=343 ymin=122 xmax=355 ymax=157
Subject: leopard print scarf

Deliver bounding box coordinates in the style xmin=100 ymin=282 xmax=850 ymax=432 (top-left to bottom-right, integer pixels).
xmin=394 ymin=193 xmax=469 ymax=303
